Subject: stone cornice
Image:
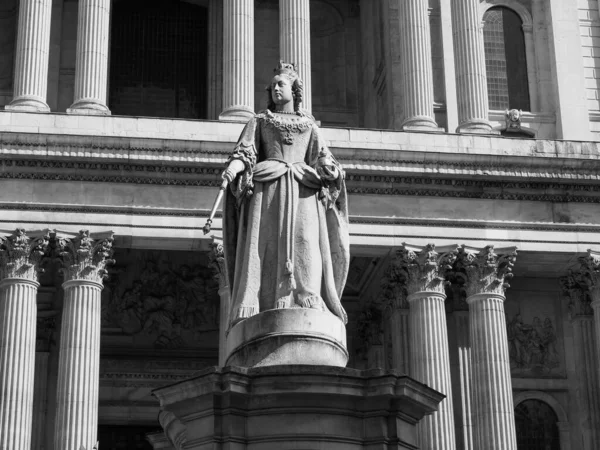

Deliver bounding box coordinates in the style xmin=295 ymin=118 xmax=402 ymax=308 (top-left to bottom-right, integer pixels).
xmin=456 ymin=245 xmax=517 ymax=298
xmin=0 ymin=228 xmax=51 ymax=281
xmin=54 ymin=229 xmax=115 ymax=284
xmin=393 ymin=243 xmax=459 ymax=296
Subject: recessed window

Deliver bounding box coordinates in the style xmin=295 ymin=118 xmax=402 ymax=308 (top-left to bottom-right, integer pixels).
xmin=483 ymin=6 xmax=530 ymax=111
xmin=109 ymin=0 xmax=209 ymax=119
xmin=515 ymin=400 xmax=561 ymax=450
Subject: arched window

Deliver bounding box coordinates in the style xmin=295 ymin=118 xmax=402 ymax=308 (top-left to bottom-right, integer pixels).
xmin=483 ymin=6 xmax=530 ymax=111
xmin=109 ymin=0 xmax=209 ymax=119
xmin=515 ymin=399 xmax=561 ymax=450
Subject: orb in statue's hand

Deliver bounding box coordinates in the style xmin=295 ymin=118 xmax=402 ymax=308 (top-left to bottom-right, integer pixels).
xmin=271 ymin=75 xmax=294 ymax=106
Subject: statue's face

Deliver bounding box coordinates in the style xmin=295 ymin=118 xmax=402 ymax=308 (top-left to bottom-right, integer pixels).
xmin=271 ymin=75 xmax=293 ymax=106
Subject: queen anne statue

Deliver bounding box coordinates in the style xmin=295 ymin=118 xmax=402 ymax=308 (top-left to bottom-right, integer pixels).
xmin=222 ymin=62 xmax=350 ymax=329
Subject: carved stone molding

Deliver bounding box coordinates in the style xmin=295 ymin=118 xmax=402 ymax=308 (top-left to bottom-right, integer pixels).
xmin=393 ymin=243 xmax=459 ymax=297
xmin=456 ymin=245 xmax=517 ymax=298
xmin=559 ymin=250 xmax=600 ymax=317
xmin=54 ymin=230 xmax=115 ymax=284
xmin=0 ymin=228 xmax=50 ymax=281
xmin=159 ymin=410 xmax=187 ymax=450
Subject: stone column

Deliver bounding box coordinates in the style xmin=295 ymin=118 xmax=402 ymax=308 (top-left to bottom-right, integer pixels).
xmin=6 ymin=0 xmax=52 ymax=112
xmin=381 ymin=262 xmax=410 ymax=374
xmin=220 ymin=0 xmax=254 ymax=121
xmin=53 ymin=230 xmax=114 ymax=450
xmin=279 ymin=0 xmax=311 ymax=112
xmin=209 ymin=238 xmax=230 ymax=367
xmin=395 ymin=243 xmax=458 ymax=450
xmin=0 ymin=229 xmax=50 ymax=450
xmin=450 ymin=0 xmax=493 ymax=134
xmin=561 ymin=254 xmax=600 ymax=450
xmin=397 ymin=0 xmax=439 ymax=131
xmin=457 ymin=245 xmax=518 ymax=450
xmin=67 ymin=0 xmax=111 ymax=115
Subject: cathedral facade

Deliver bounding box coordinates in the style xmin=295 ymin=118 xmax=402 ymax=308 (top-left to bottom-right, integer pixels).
xmin=0 ymin=0 xmax=599 ymax=449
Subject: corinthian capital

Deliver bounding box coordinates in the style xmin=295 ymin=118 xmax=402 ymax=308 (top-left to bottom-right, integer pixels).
xmin=54 ymin=230 xmax=115 ymax=284
xmin=393 ymin=243 xmax=459 ymax=296
xmin=456 ymin=245 xmax=517 ymax=298
xmin=0 ymin=229 xmax=50 ymax=281
xmin=559 ymin=249 xmax=600 ymax=317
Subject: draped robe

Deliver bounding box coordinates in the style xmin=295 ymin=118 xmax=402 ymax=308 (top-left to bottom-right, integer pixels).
xmin=223 ymin=111 xmax=350 ymax=327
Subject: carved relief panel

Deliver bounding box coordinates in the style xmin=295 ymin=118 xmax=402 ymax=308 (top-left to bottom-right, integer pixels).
xmin=505 ymin=281 xmax=565 ymax=378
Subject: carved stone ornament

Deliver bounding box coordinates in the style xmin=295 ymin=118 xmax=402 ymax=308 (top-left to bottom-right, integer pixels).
xmin=559 ymin=249 xmax=600 ymax=317
xmin=54 ymin=230 xmax=115 ymax=284
xmin=209 ymin=237 xmax=227 ymax=290
xmin=393 ymin=243 xmax=459 ymax=296
xmin=379 ymin=264 xmax=408 ymax=310
xmin=159 ymin=410 xmax=187 ymax=450
xmin=503 ymin=109 xmax=535 ymax=137
xmin=0 ymin=228 xmax=50 ymax=281
xmin=455 ymin=245 xmax=517 ymax=298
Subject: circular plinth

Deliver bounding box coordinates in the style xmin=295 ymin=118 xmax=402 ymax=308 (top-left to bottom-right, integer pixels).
xmin=225 ymin=308 xmax=348 ymax=367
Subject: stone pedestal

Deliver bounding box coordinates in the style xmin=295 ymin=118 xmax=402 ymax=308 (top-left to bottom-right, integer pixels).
xmin=451 ymin=0 xmax=493 ymax=134
xmin=457 ymin=245 xmax=518 ymax=450
xmin=53 ymin=230 xmax=114 ymax=450
xmin=152 ymin=366 xmax=444 ymax=450
xmin=220 ymin=0 xmax=254 ymax=121
xmin=6 ymin=0 xmax=52 ymax=112
xmin=0 ymin=229 xmax=49 ymax=450
xmin=279 ymin=0 xmax=311 ymax=112
xmin=398 ymin=0 xmax=440 ymax=131
xmin=67 ymin=0 xmax=111 ymax=115
xmin=225 ymin=308 xmax=348 ymax=367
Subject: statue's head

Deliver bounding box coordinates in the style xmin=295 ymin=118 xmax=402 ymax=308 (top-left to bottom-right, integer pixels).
xmin=266 ymin=61 xmax=303 ymax=112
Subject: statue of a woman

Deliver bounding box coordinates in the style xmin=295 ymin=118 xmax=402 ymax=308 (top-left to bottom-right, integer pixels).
xmin=222 ymin=62 xmax=349 ymax=328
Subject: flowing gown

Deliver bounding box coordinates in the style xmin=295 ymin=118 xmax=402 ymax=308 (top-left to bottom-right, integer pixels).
xmin=223 ymin=110 xmax=350 ymax=326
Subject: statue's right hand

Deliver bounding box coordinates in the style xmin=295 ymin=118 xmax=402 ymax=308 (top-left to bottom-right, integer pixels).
xmin=222 ymin=159 xmax=245 ymax=183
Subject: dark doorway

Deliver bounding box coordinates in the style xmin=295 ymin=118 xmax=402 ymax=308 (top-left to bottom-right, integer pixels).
xmin=515 ymin=399 xmax=561 ymax=450
xmin=98 ymin=425 xmax=157 ymax=450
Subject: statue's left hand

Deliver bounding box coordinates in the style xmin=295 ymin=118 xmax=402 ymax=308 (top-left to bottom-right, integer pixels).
xmin=318 ymin=165 xmax=339 ymax=181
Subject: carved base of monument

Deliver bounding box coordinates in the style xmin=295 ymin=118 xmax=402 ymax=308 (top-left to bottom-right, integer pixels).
xmin=225 ymin=308 xmax=348 ymax=367
xmin=150 ymin=366 xmax=444 ymax=450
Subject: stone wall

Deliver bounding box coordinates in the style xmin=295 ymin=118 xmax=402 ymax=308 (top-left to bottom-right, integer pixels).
xmin=579 ymin=0 xmax=600 ymax=112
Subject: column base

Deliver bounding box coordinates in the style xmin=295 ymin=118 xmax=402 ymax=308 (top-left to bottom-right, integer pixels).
xmin=401 ymin=116 xmax=444 ymax=132
xmin=67 ymin=99 xmax=110 ymax=115
xmin=219 ymin=105 xmax=255 ymax=122
xmin=5 ymin=96 xmax=50 ymax=112
xmin=456 ymin=119 xmax=499 ymax=135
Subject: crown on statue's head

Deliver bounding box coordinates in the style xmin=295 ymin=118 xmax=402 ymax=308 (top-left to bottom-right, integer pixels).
xmin=274 ymin=60 xmax=298 ymax=78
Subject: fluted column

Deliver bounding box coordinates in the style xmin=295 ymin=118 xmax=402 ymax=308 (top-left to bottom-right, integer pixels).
xmin=220 ymin=0 xmax=254 ymax=121
xmin=561 ymin=254 xmax=600 ymax=450
xmin=279 ymin=0 xmax=311 ymax=112
xmin=210 ymin=239 xmax=230 ymax=366
xmin=6 ymin=0 xmax=52 ymax=112
xmin=457 ymin=245 xmax=518 ymax=450
xmin=0 ymin=229 xmax=50 ymax=450
xmin=67 ymin=0 xmax=111 ymax=115
xmin=54 ymin=230 xmax=114 ymax=450
xmin=451 ymin=0 xmax=493 ymax=134
xmin=398 ymin=1 xmax=439 ymax=131
xmin=395 ymin=243 xmax=458 ymax=450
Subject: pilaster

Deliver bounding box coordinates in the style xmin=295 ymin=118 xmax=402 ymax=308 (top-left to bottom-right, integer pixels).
xmin=279 ymin=0 xmax=311 ymax=112
xmin=397 ymin=0 xmax=440 ymax=131
xmin=6 ymin=0 xmax=52 ymax=112
xmin=561 ymin=254 xmax=600 ymax=450
xmin=456 ymin=245 xmax=518 ymax=450
xmin=450 ymin=0 xmax=492 ymax=134
xmin=67 ymin=0 xmax=111 ymax=115
xmin=381 ymin=264 xmax=410 ymax=374
xmin=0 ymin=229 xmax=50 ymax=450
xmin=53 ymin=230 xmax=114 ymax=450
xmin=220 ymin=0 xmax=254 ymax=121
xmin=395 ymin=243 xmax=458 ymax=450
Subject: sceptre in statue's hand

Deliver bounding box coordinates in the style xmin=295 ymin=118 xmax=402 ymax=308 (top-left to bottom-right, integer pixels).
xmin=202 ymin=160 xmax=245 ymax=235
